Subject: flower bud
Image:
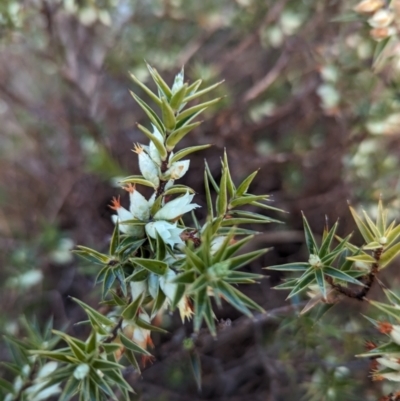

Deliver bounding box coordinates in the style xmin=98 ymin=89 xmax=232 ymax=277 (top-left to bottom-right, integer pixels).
xmin=308 ymin=254 xmax=322 ymax=268
xmin=124 ymin=184 xmax=150 ymax=221
xmin=370 ymin=26 xmax=396 ymax=41
xmin=378 ymin=321 xmax=400 ymax=345
xmin=354 ymin=0 xmax=385 ymax=14
xmin=133 ymin=144 xmax=160 ymax=187
xmin=149 ymin=124 xmax=164 ymax=166
xmin=165 ymin=160 xmax=190 ymax=180
xmin=368 ymin=9 xmax=395 ymax=28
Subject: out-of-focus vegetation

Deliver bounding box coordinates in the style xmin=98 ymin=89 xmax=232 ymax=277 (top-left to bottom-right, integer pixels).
xmin=2 ymin=0 xmax=400 ymax=400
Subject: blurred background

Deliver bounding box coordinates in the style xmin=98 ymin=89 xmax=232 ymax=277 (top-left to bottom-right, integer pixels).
xmin=2 ymin=0 xmax=400 ymax=399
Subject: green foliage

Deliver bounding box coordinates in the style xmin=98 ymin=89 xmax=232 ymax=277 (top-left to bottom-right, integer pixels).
xmin=1 ymin=65 xmax=282 ymax=400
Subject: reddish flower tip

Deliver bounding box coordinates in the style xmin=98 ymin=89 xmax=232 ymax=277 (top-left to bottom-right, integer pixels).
xmin=109 ymin=196 xmax=121 ymax=211
xmin=123 ymin=183 xmax=135 ymax=194
xmin=365 ymin=340 xmax=377 ymax=351
xmin=378 ymin=321 xmax=393 ymax=334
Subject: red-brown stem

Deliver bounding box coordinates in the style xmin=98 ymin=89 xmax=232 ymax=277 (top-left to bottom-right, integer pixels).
xmin=325 ymin=247 xmax=382 ymax=301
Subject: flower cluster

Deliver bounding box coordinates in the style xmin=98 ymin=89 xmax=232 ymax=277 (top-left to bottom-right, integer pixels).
xmin=354 ymin=0 xmax=399 ymax=41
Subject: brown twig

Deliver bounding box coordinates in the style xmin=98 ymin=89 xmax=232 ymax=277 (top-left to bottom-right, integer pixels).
xmin=325 ymin=247 xmax=383 ymax=301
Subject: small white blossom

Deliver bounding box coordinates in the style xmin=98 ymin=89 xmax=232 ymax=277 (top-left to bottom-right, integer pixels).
xmin=159 ymin=268 xmax=178 ymax=302
xmin=149 ymin=124 xmax=164 ymax=166
xmin=124 ymin=184 xmax=150 ymax=221
xmin=148 ymin=273 xmax=159 ymax=299
xmin=123 ymin=312 xmax=153 ymax=350
xmin=145 ymin=221 xmax=184 ymax=248
xmin=377 ymin=371 xmax=400 ymax=381
xmin=153 ymin=192 xmax=200 ymax=221
xmin=390 ymin=324 xmax=400 ymax=345
xmin=133 ymin=143 xmax=160 ymax=187
xmin=171 ymin=67 xmax=184 ymax=94
xmin=354 ymin=0 xmax=385 ymax=14
xmin=23 ymin=362 xmax=62 ymax=401
xmin=165 ymin=160 xmax=190 ymax=180
xmin=110 ymin=196 xmax=145 ymax=238
xmin=368 ymin=9 xmax=395 ymax=28
xmin=377 ymin=357 xmax=400 ymax=370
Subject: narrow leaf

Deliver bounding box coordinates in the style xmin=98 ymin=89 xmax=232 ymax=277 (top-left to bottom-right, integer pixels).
xmin=170 ymin=144 xmax=212 ymax=164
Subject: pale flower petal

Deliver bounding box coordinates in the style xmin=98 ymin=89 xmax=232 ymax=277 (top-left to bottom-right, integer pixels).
xmin=127 ymin=186 xmax=150 ymax=221
xmin=165 ymin=160 xmax=190 ymax=180
xmin=159 ymin=269 xmax=178 ymax=302
xmin=153 ymin=192 xmax=200 ymax=221
xmin=368 ymin=9 xmax=394 ymax=28
xmin=145 ymin=221 xmax=184 ymax=248
xmin=149 ymin=124 xmax=164 ymax=166
xmin=133 ymin=144 xmax=160 ymax=187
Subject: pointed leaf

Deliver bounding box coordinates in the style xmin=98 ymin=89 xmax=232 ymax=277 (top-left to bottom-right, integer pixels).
xmin=70 ymin=297 xmax=115 ymax=326
xmin=176 ymin=97 xmax=222 ymax=122
xmin=236 ymin=170 xmax=259 ymax=196
xmin=119 ymin=333 xmax=151 ymax=355
xmin=381 ymin=242 xmax=400 ymax=268
xmin=161 ymin=97 xmax=176 ymax=130
xmin=369 ymin=299 xmax=400 ymax=321
xmin=146 ymin=64 xmax=172 ymax=98
xmin=217 ymin=165 xmax=228 ymax=216
xmin=319 ymin=221 xmax=338 ymax=258
xmin=349 ymin=206 xmax=375 ymax=243
xmin=166 ymin=122 xmax=201 ymax=150
xmin=131 ymin=258 xmax=168 ymax=275
xmin=137 ymin=124 xmax=167 ymax=160
xmin=129 ymin=72 xmax=162 ymax=106
xmin=73 ymin=246 xmax=110 ymax=265
xmin=122 ymin=294 xmax=144 ymax=320
xmin=170 ymin=144 xmax=212 ymax=164
xmin=119 ymin=175 xmax=156 ymax=188
xmin=130 ymin=91 xmax=164 ymax=134
xmin=170 ymin=83 xmax=188 ymax=111
xmin=265 ymin=262 xmax=309 ymax=271
xmin=302 ymin=213 xmax=318 ymax=254
xmin=323 ymin=266 xmax=364 ymax=286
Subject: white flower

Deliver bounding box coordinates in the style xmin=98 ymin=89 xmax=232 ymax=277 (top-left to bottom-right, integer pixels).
xmin=390 ymin=325 xmax=400 ymax=345
xmin=122 ymin=312 xmax=153 ymax=350
xmin=377 ymin=371 xmax=400 ymax=381
xmin=153 ymin=192 xmax=200 ymax=221
xmin=370 ymin=26 xmax=396 ymax=41
xmin=110 ymin=196 xmax=145 ymax=238
xmin=145 ymin=221 xmax=184 ymax=248
xmin=377 ymin=357 xmax=400 ymax=370
xmin=177 ymin=296 xmax=193 ymax=322
xmin=165 ymin=160 xmax=190 ymax=180
xmin=24 ymin=362 xmax=62 ymax=401
xmin=159 ymin=269 xmax=193 ymax=322
xmin=354 ymin=0 xmax=385 ymax=14
xmin=368 ymin=9 xmax=395 ymax=28
xmin=124 ymin=184 xmax=150 ymax=221
xmin=159 ymin=268 xmax=178 ymax=302
xmin=149 ymin=124 xmax=164 ymax=166
xmin=148 ymin=273 xmax=159 ymax=299
xmin=171 ymin=67 xmax=184 ymax=94
xmin=133 ymin=143 xmax=160 ymax=187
